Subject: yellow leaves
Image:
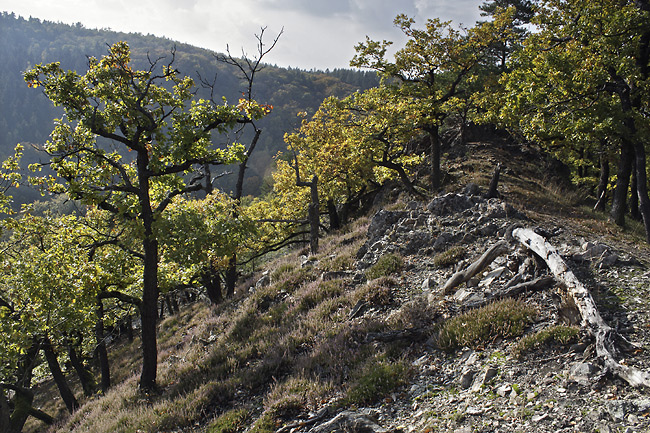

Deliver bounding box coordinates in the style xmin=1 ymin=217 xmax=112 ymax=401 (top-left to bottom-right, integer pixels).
xmin=237 ymin=98 xmax=273 ymax=120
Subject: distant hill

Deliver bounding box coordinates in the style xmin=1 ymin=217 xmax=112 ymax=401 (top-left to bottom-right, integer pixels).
xmin=0 ymin=12 xmax=379 ymax=204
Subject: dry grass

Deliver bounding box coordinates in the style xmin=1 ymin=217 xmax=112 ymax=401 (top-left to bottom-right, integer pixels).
xmin=33 ymin=141 xmax=648 ymax=433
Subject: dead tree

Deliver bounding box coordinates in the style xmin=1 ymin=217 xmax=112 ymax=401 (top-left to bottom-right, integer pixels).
xmin=441 ymin=241 xmax=508 ymax=295
xmin=201 ymin=27 xmax=282 ymax=297
xmin=485 ymin=163 xmax=501 ymax=199
xmin=513 ymin=227 xmax=650 ymax=387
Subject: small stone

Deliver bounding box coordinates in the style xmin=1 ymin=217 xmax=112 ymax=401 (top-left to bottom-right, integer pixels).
xmin=531 ymin=413 xmax=548 ymax=422
xmin=471 ymin=366 xmax=498 ymax=393
xmin=465 ymin=406 xmax=483 ymax=416
xmin=460 ymin=369 xmax=475 ymax=389
xmin=568 ymin=362 xmax=596 ymax=385
xmin=497 ymin=384 xmax=511 ymax=397
xmin=465 ymin=352 xmax=479 ymax=366
xmin=421 ymin=276 xmax=435 ymax=290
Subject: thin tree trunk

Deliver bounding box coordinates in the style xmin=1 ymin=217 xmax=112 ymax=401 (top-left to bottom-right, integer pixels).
xmin=202 ymin=266 xmax=223 ymax=304
xmin=632 ymin=138 xmax=650 ymax=243
xmin=68 ymin=338 xmax=95 ymax=397
xmin=594 ymin=150 xmax=610 ymax=212
xmin=125 ymin=314 xmax=134 ymax=342
xmin=6 ymin=341 xmax=44 ymax=432
xmin=610 ymin=140 xmax=634 ymax=226
xmin=225 ymin=256 xmax=237 ymax=298
xmin=429 ymin=125 xmax=441 ymax=190
xmin=95 ymin=301 xmax=111 ymax=392
xmin=630 ymin=157 xmax=641 ymax=220
xmin=308 ymin=175 xmax=319 ymax=254
xmin=0 ymin=389 xmax=10 ymax=433
xmin=42 ymin=338 xmax=79 ymax=414
xmin=327 ymin=199 xmax=341 ymax=231
xmin=140 ymin=235 xmax=159 ymax=391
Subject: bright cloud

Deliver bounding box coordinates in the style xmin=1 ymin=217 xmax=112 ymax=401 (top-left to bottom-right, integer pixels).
xmin=0 ymin=0 xmax=484 ymax=70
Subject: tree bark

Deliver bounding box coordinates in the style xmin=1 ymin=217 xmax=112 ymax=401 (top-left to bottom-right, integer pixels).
xmin=610 ymin=140 xmax=634 ymax=226
xmin=201 ymin=266 xmax=223 ymax=304
xmin=0 ymin=388 xmax=11 ymax=433
xmin=327 ymin=199 xmax=341 ymax=231
xmin=5 ymin=340 xmax=41 ymax=432
xmin=631 ymin=138 xmax=650 ymax=242
xmin=485 ymin=163 xmax=501 ymax=199
xmin=513 ymin=228 xmax=650 ymax=387
xmin=225 ymin=256 xmax=237 ymax=298
xmin=629 ymin=157 xmax=641 ymax=220
xmin=68 ymin=338 xmax=96 ymax=397
xmin=428 ymin=125 xmax=441 ymax=190
xmin=139 ymin=235 xmax=159 ymax=391
xmin=308 ymin=175 xmax=320 ymax=255
xmin=95 ymin=300 xmax=111 ymax=392
xmin=594 ymin=150 xmax=610 ymax=212
xmin=42 ymin=337 xmax=79 ymax=414
xmin=441 ymin=241 xmax=508 ymax=295
xmin=138 ymin=147 xmax=160 ymax=392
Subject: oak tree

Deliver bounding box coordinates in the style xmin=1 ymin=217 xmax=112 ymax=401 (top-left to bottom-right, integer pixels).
xmin=24 ymin=42 xmax=269 ymax=391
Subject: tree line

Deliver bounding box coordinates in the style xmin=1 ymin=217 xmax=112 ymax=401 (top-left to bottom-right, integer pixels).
xmin=2 ymin=0 xmax=650 ymax=431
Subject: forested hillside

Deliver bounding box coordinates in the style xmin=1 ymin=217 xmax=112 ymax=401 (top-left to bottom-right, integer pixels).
xmin=2 ymin=1 xmax=650 ymax=432
xmin=0 ymin=12 xmax=378 ymax=203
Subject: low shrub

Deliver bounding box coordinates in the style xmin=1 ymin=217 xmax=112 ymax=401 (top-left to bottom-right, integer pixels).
xmin=344 ymin=357 xmax=410 ymax=406
xmin=437 ymin=299 xmax=537 ymax=351
xmin=433 ymin=246 xmax=466 ymax=267
xmin=512 ymin=325 xmax=580 ymax=358
xmin=208 ymin=409 xmax=248 ymax=433
xmin=365 ymin=253 xmax=404 ymax=280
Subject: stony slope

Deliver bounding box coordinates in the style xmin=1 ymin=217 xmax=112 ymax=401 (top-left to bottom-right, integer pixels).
xmin=33 ymin=140 xmax=650 ymax=433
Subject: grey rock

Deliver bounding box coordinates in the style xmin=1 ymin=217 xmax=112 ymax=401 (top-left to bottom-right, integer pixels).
xmin=464 ymin=183 xmax=482 ymax=196
xmin=255 ymin=270 xmax=270 ymax=290
xmin=496 ymin=384 xmax=512 ymax=397
xmin=433 ymin=232 xmax=458 ymax=251
xmin=459 ymin=369 xmax=475 ymax=389
xmin=307 ymin=410 xmax=388 ymax=433
xmin=402 ymin=231 xmax=432 ymax=255
xmin=427 ymin=193 xmax=477 ymax=216
xmin=568 ymin=362 xmax=597 ymax=385
xmin=421 ymin=276 xmax=435 ymax=290
xmin=367 ymin=210 xmax=409 ymax=242
xmin=470 ymin=366 xmax=498 ymax=392
xmin=607 ymin=399 xmax=650 ymax=422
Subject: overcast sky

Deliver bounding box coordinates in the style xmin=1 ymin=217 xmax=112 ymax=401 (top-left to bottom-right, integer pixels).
xmin=0 ymin=0 xmax=484 ymax=70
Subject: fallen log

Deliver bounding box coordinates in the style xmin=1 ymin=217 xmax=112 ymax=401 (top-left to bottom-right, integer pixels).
xmin=441 ymin=241 xmax=508 ymax=295
xmin=512 ymin=227 xmax=650 ymax=388
xmin=466 ymin=275 xmax=556 ymax=309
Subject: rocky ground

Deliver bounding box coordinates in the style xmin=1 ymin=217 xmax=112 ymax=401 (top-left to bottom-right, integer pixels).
xmin=294 ymin=184 xmax=650 ymax=433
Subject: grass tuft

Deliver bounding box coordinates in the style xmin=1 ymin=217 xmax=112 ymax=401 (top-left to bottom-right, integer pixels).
xmin=433 ymin=246 xmax=466 ymax=268
xmin=365 ymin=253 xmax=404 ymax=280
xmin=343 ymin=356 xmax=410 ymax=406
xmin=437 ymin=299 xmax=537 ymax=351
xmin=207 ymin=408 xmax=249 ymax=433
xmin=512 ymin=325 xmax=580 ymax=358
